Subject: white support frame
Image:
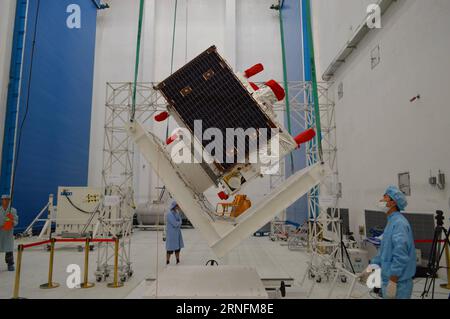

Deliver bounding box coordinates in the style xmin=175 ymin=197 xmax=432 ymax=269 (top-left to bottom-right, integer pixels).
xmin=128 ymin=119 xmax=330 ymax=258
xmin=99 ymin=82 xmax=335 ymax=263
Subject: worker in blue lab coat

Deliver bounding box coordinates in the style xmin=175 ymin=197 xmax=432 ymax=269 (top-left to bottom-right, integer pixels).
xmin=364 ymin=186 xmax=416 ymax=299
xmin=0 ymin=195 xmax=19 ymax=272
xmin=166 ymin=201 xmax=184 ymax=265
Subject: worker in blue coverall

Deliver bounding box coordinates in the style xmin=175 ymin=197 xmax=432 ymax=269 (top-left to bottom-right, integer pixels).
xmin=364 ymin=186 xmax=416 ymax=299
xmin=0 ymin=195 xmax=19 ymax=272
xmin=166 ymin=201 xmax=184 ymax=265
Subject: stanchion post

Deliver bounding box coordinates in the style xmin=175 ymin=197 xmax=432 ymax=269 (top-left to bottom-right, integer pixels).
xmin=12 ymin=245 xmax=24 ymax=299
xmin=108 ymin=237 xmax=124 ymax=288
xmin=40 ymin=238 xmax=60 ymax=289
xmin=80 ymin=238 xmax=95 ymax=289
xmin=440 ymin=241 xmax=450 ymax=290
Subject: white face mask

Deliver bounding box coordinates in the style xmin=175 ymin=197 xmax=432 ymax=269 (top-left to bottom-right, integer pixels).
xmin=377 ymin=201 xmax=390 ymax=213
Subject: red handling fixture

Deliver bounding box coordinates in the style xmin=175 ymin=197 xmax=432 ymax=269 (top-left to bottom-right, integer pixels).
xmin=265 ymin=80 xmax=285 ymax=101
xmin=294 ymin=128 xmax=316 ymax=147
xmin=244 ymin=64 xmax=264 ymax=78
xmin=155 ymin=111 xmax=170 ymax=122
xmin=218 ymin=191 xmax=229 ymax=200
xmin=166 ymin=133 xmax=178 ymax=145
xmin=249 ymin=82 xmax=259 ymax=91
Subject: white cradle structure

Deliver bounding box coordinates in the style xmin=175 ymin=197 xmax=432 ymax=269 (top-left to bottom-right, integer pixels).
xmin=128 ymin=46 xmax=330 ymax=258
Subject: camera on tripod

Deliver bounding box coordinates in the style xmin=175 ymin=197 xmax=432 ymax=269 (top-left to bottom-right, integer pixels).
xmin=435 ymin=210 xmax=445 ymax=227
xmin=421 ymin=210 xmax=450 ymax=299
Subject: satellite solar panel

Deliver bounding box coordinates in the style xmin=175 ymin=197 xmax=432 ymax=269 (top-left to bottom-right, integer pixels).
xmin=156 ymin=46 xmax=275 ymax=172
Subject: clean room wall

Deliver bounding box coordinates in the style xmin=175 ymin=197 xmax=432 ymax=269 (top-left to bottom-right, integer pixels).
xmin=236 ymin=0 xmax=283 ymax=83
xmin=312 ymin=0 xmax=450 ymax=235
xmin=89 ymin=0 xmax=146 ymax=202
xmin=311 ymin=0 xmax=376 ymax=77
xmin=153 ymin=0 xmax=226 ymax=77
xmin=90 ymin=0 xmax=283 ymax=205
xmin=0 ymin=0 xmax=16 ymax=167
xmin=90 ymin=0 xmax=160 ymax=204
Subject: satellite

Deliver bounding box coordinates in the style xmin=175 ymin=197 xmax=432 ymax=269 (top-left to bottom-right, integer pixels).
xmin=128 ymin=46 xmax=328 ymax=257
xmin=153 ymin=46 xmax=316 ymax=199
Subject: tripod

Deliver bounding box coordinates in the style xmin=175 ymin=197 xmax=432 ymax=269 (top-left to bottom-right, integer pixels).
xmin=421 ymin=210 xmax=450 ymax=299
xmin=333 ymin=219 xmax=355 ymax=275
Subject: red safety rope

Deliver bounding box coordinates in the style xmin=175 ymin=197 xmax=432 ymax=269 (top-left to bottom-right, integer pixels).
xmin=22 ymin=240 xmax=51 ymax=249
xmin=415 ymin=239 xmax=446 ymax=244
xmin=55 ymin=238 xmax=88 ymax=243
xmin=20 ymin=238 xmax=116 ymax=249
xmin=91 ymin=238 xmax=115 ymax=243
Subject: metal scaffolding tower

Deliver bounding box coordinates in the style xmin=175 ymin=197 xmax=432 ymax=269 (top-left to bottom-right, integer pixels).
xmin=95 ymin=82 xmax=164 ymax=282
xmin=306 ymin=81 xmax=340 ymax=247
xmin=279 ymin=82 xmax=346 ymax=285
xmin=304 ymin=81 xmax=345 ymax=283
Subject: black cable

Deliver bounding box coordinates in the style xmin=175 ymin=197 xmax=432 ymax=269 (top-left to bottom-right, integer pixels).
xmin=64 ymin=195 xmax=97 ymax=215
xmin=341 ymin=220 xmax=356 ymax=274
xmin=65 ymin=194 xmax=100 ymax=238
xmin=9 ymin=0 xmax=41 ymax=210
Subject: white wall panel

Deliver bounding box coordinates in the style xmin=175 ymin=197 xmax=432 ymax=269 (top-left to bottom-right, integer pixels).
xmin=312 ymin=0 xmax=450 ymax=233
xmin=0 ymin=0 xmax=17 ymax=165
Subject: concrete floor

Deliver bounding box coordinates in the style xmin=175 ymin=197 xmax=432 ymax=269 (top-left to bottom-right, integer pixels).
xmin=0 ymin=228 xmax=448 ymax=299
